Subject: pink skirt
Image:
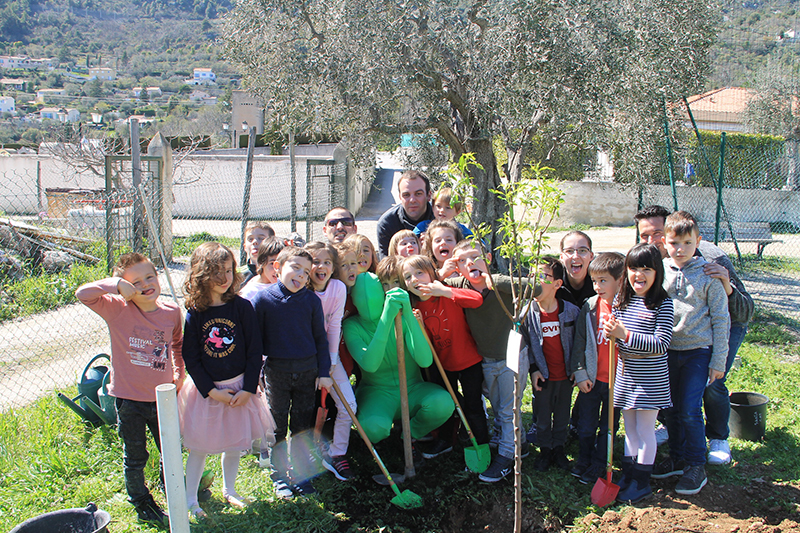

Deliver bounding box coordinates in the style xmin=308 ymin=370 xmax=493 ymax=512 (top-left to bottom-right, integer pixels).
xmin=178 ymin=373 xmax=276 ymax=454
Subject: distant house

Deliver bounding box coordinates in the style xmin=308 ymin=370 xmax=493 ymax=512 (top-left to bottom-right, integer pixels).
xmin=36 ymin=88 xmax=66 ymax=103
xmin=91 ymin=112 xmax=103 ymax=124
xmin=0 ymin=78 xmax=25 ymax=90
xmin=185 ymin=67 xmax=216 ymax=85
xmin=0 ymin=56 xmax=54 ymax=70
xmin=0 ymin=56 xmax=31 ymax=69
xmin=188 ymin=89 xmax=217 ymax=105
xmin=40 ymin=107 xmax=79 ymax=122
xmin=132 ymin=86 xmax=162 ymax=98
xmin=0 ymin=96 xmax=15 ymax=113
xmin=39 ymin=107 xmax=59 ymax=120
xmin=125 ymin=114 xmax=156 ymax=125
xmin=683 ymin=87 xmax=757 ymax=133
xmin=88 ymin=67 xmax=115 ymax=81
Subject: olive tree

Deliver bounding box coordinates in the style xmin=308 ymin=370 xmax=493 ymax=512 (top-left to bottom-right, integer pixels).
xmin=222 ymin=0 xmax=715 ymax=247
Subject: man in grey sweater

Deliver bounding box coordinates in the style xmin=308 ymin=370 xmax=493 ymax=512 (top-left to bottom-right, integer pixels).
xmin=635 ymin=205 xmax=754 ymax=466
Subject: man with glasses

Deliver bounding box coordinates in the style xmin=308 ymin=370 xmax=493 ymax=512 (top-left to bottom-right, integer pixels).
xmin=323 ymin=207 xmax=358 ymax=244
xmin=634 ymin=205 xmax=754 ymax=466
xmin=557 ymin=230 xmax=596 ymax=308
xmin=376 ymin=170 xmax=435 ymax=258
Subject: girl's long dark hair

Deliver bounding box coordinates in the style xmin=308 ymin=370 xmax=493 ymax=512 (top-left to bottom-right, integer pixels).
xmin=618 ymin=243 xmax=668 ymax=310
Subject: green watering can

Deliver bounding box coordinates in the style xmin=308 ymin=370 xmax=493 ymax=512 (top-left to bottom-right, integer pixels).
xmin=57 ymin=354 xmax=116 ymax=425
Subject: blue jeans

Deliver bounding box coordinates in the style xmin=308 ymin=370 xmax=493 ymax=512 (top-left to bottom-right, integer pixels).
xmin=704 ymin=325 xmax=747 ymax=441
xmin=482 ymin=357 xmax=529 ymax=460
xmin=574 ymin=381 xmax=621 ymax=468
xmin=664 ymin=347 xmax=711 ymax=466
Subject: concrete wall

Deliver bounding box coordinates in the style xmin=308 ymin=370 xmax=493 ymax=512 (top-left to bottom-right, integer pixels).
xmin=552 ymin=181 xmax=800 ymax=227
xmin=0 ymin=145 xmax=373 ymax=220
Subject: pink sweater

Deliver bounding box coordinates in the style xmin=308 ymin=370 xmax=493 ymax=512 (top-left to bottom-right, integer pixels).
xmin=314 ymin=278 xmax=346 ymax=367
xmin=76 ymin=278 xmax=185 ymax=402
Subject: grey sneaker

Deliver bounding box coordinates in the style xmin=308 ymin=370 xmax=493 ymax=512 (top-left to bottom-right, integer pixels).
xmin=478 ymin=455 xmax=514 ymax=483
xmin=651 ymin=457 xmax=686 ymax=479
xmin=675 ymin=464 xmax=707 ymax=495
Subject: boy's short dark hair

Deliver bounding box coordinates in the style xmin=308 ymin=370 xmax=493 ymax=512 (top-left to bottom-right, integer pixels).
xmin=275 ymin=246 xmax=313 ymax=267
xmin=540 ymin=255 xmax=564 ymax=281
xmin=634 ymin=205 xmax=671 ymax=225
xmin=664 ymin=210 xmax=699 ymax=237
xmin=559 ymin=230 xmax=593 ymax=251
xmin=255 ymin=237 xmax=284 ymax=272
xmin=113 ymin=253 xmax=154 ymax=278
xmin=376 ymin=256 xmax=401 ymax=283
xmin=588 ymin=252 xmax=625 ymax=280
xmin=244 ymin=221 xmax=275 ymax=238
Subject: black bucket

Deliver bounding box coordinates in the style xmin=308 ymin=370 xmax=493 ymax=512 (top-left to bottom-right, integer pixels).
xmin=729 ymin=391 xmax=769 ymax=442
xmin=10 ymin=503 xmax=111 ymax=533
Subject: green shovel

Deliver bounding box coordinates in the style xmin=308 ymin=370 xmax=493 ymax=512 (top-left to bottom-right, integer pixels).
xmin=416 ymin=316 xmax=491 ymax=474
xmin=330 ymin=379 xmax=423 ymax=509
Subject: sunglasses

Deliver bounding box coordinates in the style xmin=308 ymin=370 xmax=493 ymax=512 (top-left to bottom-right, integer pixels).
xmin=325 ymin=217 xmax=355 ymax=228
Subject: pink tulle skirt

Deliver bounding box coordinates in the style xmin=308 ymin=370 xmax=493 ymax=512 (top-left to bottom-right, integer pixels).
xmin=178 ymin=373 xmax=276 ymax=454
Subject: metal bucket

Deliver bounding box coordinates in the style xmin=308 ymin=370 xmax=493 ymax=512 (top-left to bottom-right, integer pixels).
xmin=10 ymin=503 xmax=111 ymax=533
xmin=729 ymin=391 xmax=769 ymax=442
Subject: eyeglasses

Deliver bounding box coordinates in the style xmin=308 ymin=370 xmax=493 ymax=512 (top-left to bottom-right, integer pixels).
xmin=325 ymin=217 xmax=355 ymax=228
xmin=562 ymin=247 xmax=591 ymax=257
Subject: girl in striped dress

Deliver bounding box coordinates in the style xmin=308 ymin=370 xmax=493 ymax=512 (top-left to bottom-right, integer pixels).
xmin=604 ymin=243 xmax=673 ymax=503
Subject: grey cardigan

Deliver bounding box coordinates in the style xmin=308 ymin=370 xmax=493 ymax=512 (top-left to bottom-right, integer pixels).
xmin=570 ymin=295 xmax=602 ymax=384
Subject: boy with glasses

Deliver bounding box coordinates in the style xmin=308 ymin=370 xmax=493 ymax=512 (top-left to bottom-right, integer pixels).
xmin=520 ymin=256 xmax=579 ymax=472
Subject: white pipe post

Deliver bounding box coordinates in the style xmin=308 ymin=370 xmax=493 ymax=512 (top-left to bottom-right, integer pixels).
xmin=155 ymin=383 xmax=189 ymax=533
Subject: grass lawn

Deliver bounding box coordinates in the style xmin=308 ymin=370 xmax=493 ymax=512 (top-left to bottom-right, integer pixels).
xmin=2 ymin=321 xmax=799 ymax=532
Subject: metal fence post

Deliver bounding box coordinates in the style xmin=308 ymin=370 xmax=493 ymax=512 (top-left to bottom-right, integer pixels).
xmin=290 ymin=130 xmax=296 ymax=233
xmin=662 ymin=97 xmax=678 ymax=211
xmin=715 ymin=132 xmax=726 ymax=247
xmin=240 ymin=126 xmax=256 ymax=266
xmin=130 ymin=119 xmax=143 ymax=253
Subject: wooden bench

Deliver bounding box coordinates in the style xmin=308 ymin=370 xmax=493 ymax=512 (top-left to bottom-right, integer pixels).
xmin=698 ymin=222 xmax=782 ymax=259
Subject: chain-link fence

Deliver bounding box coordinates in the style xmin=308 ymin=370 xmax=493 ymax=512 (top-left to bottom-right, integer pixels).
xmin=0 ymin=146 xmax=366 ymax=411
xmin=643 ymin=131 xmax=800 ymax=325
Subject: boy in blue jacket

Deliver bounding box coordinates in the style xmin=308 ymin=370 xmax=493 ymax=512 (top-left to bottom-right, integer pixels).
xmin=520 ymin=257 xmax=579 ymax=471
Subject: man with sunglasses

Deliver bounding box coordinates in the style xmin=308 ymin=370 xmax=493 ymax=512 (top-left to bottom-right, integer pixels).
xmin=323 ymin=207 xmax=358 ymax=244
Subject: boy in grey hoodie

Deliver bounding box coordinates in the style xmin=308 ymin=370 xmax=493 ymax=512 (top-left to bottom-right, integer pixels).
xmin=653 ymin=211 xmax=729 ymax=496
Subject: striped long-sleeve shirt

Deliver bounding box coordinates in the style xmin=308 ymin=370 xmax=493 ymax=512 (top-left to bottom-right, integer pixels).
xmin=614 ymin=296 xmax=674 ymax=358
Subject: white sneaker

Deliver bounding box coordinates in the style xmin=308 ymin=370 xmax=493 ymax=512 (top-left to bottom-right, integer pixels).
xmin=708 ymin=439 xmax=732 ymax=465
xmin=655 ymin=424 xmax=669 ymax=446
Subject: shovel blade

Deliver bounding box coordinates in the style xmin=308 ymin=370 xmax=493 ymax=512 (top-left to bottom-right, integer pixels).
xmin=590 ymin=476 xmax=619 ymax=507
xmin=390 ymin=489 xmax=424 ymax=509
xmin=372 ymin=473 xmax=405 ymax=486
xmin=464 ymin=444 xmax=491 ymax=474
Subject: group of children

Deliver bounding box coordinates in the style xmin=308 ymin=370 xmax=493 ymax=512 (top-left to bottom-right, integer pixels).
xmin=75 ymin=190 xmax=730 ymax=523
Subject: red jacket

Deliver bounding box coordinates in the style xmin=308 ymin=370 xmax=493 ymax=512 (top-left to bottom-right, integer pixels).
xmin=415 ymin=288 xmax=483 ymax=372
